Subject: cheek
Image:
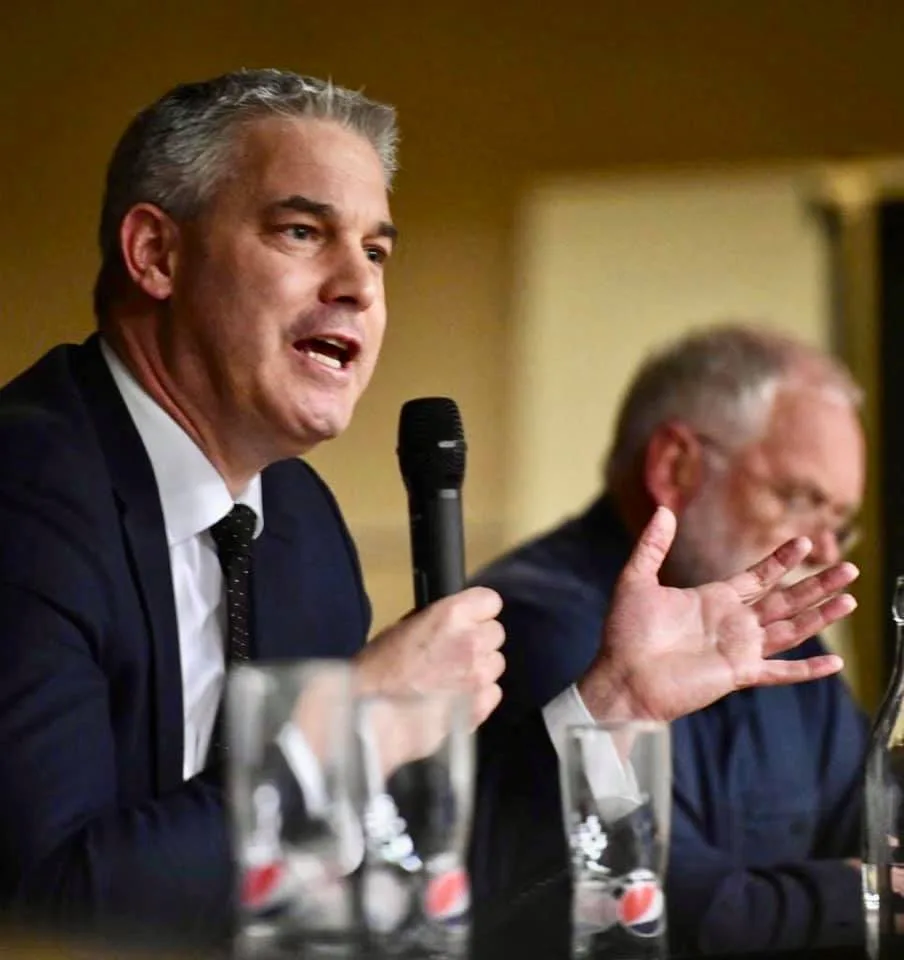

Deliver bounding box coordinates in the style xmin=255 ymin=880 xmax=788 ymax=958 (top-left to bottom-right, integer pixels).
xmin=706 ymin=489 xmax=771 ymax=561
xmin=359 ymin=305 xmax=388 ymax=372
xmin=369 ymin=312 xmax=388 ymax=359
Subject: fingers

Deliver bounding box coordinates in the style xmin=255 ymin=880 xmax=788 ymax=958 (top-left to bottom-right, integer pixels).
xmin=440 ymin=616 xmax=505 ymax=664
xmin=753 ymin=562 xmax=859 ymax=625
xmin=473 ymin=617 xmax=506 ymax=653
xmin=619 ymin=506 xmax=676 ymax=584
xmin=483 ymin=649 xmax=506 ymax=683
xmin=747 ymin=652 xmax=844 ymax=687
xmin=441 ymin=585 xmax=504 ymax=622
xmin=436 ymin=587 xmax=506 ymax=656
xmin=762 ymin=593 xmax=857 ymax=658
xmin=358 ymin=585 xmax=505 ymax=702
xmin=471 ymin=682 xmax=503 ymax=728
xmin=725 ymin=537 xmax=812 ymax=603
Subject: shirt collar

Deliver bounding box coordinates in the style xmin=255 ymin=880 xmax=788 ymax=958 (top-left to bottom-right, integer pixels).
xmin=100 ymin=339 xmax=264 ymax=547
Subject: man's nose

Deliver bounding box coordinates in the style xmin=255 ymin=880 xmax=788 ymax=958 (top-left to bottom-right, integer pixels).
xmin=808 ymin=526 xmax=842 ymax=567
xmin=319 ymin=244 xmax=377 ymax=311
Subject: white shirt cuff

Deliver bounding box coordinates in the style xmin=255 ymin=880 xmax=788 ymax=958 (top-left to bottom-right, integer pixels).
xmin=275 ymin=721 xmax=329 ymax=817
xmin=542 ymin=684 xmax=639 ymax=800
xmin=274 ymin=723 xmax=365 ymax=875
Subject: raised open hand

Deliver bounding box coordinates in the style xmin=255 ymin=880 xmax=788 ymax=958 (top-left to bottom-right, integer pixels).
xmin=577 ymin=506 xmax=859 ymax=723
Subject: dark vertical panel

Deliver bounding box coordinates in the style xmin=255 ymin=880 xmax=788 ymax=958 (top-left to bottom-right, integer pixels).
xmin=878 ymin=202 xmax=904 ymax=675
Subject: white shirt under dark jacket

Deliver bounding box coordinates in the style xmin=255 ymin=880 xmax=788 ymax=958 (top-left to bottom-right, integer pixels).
xmin=100 ymin=340 xmax=630 ymax=797
xmin=101 ymin=340 xmax=263 ymax=779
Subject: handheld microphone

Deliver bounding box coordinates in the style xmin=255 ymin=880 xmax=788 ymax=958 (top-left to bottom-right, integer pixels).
xmin=397 ymin=397 xmax=467 ymax=611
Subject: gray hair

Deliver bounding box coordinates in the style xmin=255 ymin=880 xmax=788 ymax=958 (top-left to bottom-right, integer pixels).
xmin=604 ymin=324 xmax=863 ymax=486
xmin=94 ymin=68 xmax=398 ymax=319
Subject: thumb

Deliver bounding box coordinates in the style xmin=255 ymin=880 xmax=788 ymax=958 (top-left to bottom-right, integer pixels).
xmin=620 ymin=505 xmax=676 ymax=583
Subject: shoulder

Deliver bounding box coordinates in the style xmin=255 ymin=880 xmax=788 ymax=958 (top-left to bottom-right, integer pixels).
xmin=0 ymin=416 xmax=107 ymax=516
xmin=261 ymin=456 xmax=370 ymax=620
xmin=0 ymin=354 xmax=110 ymax=517
xmin=474 ymin=531 xmax=614 ymax=621
xmin=262 ymin=456 xmax=352 ymax=531
xmin=0 ymin=346 xmax=120 ymax=591
xmin=473 ymin=499 xmax=626 ymax=609
xmin=0 ymin=341 xmax=103 ymax=489
xmin=0 ymin=409 xmax=115 ymax=626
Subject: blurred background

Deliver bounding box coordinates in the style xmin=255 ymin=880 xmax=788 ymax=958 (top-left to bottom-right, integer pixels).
xmin=2 ymin=0 xmax=904 ymax=711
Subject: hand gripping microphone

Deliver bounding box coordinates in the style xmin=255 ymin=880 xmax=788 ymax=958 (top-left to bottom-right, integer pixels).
xmin=397 ymin=397 xmax=467 ymax=611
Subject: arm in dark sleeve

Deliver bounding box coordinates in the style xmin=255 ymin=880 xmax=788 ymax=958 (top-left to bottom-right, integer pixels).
xmin=486 ymin=582 xmax=604 ymax=724
xmin=467 ymin=574 xmax=613 ymax=929
xmin=667 ymin=660 xmax=869 ymax=957
xmin=469 ymin=709 xmax=570 ymax=938
xmin=0 ymin=582 xmax=234 ymax=949
xmin=667 ymin=791 xmax=863 ymax=955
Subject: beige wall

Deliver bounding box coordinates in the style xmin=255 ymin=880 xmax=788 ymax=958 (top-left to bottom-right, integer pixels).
xmin=2 ymin=0 xmax=903 ymax=674
xmin=507 ymin=168 xmax=831 ymax=541
xmin=507 ymin=167 xmax=868 ymax=700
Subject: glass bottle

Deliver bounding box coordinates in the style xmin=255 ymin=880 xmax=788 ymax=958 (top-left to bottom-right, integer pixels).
xmin=863 ymin=575 xmax=904 ymax=958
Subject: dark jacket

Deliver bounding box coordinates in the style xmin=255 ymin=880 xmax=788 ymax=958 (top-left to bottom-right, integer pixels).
xmin=0 ymin=336 xmax=371 ymax=946
xmin=0 ymin=335 xmax=569 ymax=952
xmin=474 ymin=494 xmax=869 ymax=955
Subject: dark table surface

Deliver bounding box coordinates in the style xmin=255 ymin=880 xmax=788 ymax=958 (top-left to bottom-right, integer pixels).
xmin=468 ymin=869 xmax=868 ymax=960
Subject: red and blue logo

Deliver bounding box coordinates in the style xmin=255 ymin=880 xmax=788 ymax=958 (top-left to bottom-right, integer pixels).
xmin=424 ymin=866 xmax=470 ymax=923
xmin=242 ymin=860 xmax=289 ymax=912
xmin=614 ymin=869 xmax=664 ymax=938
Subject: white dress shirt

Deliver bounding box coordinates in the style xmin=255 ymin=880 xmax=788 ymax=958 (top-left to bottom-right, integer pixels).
xmin=101 ymin=341 xmax=263 ymax=780
xmin=101 ymin=340 xmax=627 ymax=796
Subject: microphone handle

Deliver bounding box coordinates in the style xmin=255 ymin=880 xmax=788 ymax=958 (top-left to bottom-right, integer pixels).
xmin=408 ymin=490 xmax=465 ymax=610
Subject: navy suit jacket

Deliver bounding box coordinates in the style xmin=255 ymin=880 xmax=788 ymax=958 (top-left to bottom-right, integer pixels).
xmin=474 ymin=495 xmax=869 ymax=956
xmin=0 ymin=336 xmax=370 ymax=946
xmin=0 ymin=336 xmax=571 ymax=953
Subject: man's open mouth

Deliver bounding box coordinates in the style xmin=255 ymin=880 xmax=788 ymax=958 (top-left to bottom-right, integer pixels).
xmin=294 ymin=336 xmax=359 ymax=371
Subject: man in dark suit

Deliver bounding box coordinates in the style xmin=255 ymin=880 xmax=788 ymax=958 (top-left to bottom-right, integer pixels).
xmin=0 ymin=71 xmax=860 ymax=952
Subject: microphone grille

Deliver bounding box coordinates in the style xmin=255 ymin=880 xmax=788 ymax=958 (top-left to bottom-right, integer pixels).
xmin=397 ymin=397 xmax=466 ymax=493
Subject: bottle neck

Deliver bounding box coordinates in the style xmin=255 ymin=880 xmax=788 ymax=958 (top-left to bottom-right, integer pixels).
xmin=889 ymin=623 xmax=904 ymax=693
xmin=875 ymin=623 xmax=904 ymax=746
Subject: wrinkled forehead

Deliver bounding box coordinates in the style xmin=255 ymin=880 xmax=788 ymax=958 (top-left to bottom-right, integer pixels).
xmin=214 ymin=114 xmax=392 ymax=221
xmin=755 ymin=386 xmax=865 ymax=500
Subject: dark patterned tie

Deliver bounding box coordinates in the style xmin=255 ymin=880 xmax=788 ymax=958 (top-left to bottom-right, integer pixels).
xmin=210 ymin=503 xmax=257 ymax=663
xmin=205 ymin=504 xmax=257 ymax=775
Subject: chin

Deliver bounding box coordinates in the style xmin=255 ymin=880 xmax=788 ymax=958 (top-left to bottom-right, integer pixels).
xmin=289 ymin=400 xmax=354 ymax=448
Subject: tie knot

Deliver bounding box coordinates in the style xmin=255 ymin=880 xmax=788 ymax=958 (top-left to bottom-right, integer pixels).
xmin=210 ymin=503 xmax=257 ymax=559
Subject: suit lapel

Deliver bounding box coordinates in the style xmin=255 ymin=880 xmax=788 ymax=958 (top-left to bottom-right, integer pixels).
xmin=253 ymin=473 xmax=303 ymax=662
xmin=252 ymin=463 xmax=370 ymax=663
xmin=71 ymin=336 xmax=184 ymax=795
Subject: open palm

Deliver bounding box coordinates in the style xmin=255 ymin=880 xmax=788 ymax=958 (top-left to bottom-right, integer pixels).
xmin=578 ymin=507 xmax=859 ymax=723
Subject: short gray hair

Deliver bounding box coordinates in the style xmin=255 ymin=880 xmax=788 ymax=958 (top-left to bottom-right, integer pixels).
xmin=94 ymin=68 xmax=398 ymax=319
xmin=604 ymin=323 xmax=862 ymax=486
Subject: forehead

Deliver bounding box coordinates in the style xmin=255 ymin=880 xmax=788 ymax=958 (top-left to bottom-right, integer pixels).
xmin=753 ymin=385 xmax=865 ymax=501
xmin=215 ymin=114 xmax=391 ymax=221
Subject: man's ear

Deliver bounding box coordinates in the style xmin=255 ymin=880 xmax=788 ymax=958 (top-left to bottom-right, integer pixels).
xmin=118 ymin=203 xmax=180 ymax=302
xmin=643 ymin=421 xmax=706 ymax=515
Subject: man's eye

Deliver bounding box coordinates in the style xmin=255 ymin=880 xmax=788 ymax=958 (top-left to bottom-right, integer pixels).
xmin=783 ymin=487 xmax=820 ymax=514
xmin=366 ymin=246 xmax=389 ymax=265
xmin=284 ymin=224 xmax=318 ymax=241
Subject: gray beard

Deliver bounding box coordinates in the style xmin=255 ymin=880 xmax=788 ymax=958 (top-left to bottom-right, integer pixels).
xmin=660 ymin=483 xmax=753 ymax=588
xmin=660 ymin=484 xmax=821 ymax=589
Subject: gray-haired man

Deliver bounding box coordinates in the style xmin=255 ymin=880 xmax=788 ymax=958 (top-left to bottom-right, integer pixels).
xmin=476 ymin=324 xmax=869 ymax=955
xmin=0 ymin=71 xmax=857 ymax=953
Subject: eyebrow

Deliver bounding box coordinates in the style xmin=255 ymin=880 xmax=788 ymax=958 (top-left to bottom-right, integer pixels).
xmin=270 ymin=194 xmax=398 ymax=243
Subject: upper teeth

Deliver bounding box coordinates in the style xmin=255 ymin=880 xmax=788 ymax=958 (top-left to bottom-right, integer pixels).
xmin=320 ymin=337 xmax=345 ymax=350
